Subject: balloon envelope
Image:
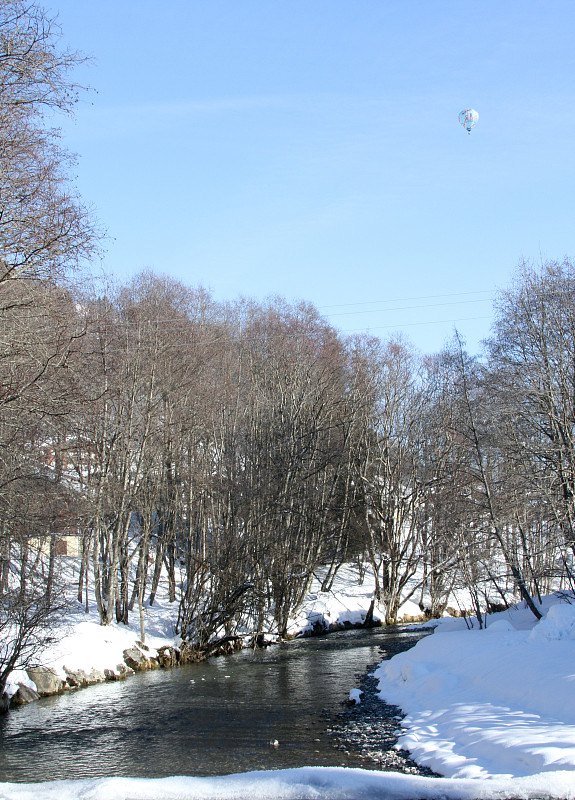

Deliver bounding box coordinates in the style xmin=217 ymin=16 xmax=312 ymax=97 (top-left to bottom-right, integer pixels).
xmin=458 ymin=108 xmax=479 ymax=133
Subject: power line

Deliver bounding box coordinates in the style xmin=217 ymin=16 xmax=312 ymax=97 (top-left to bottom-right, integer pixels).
xmin=326 ymin=297 xmax=493 ymax=318
xmin=72 ymin=313 xmax=494 ymax=357
xmin=58 ymin=290 xmax=498 ymax=354
xmin=339 ymin=314 xmax=492 ymax=334
xmin=91 ymin=291 xmax=495 ymax=331
xmin=318 ymin=289 xmax=494 ymax=311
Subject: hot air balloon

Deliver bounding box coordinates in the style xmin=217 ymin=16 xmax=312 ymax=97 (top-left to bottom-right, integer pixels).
xmin=458 ymin=108 xmax=479 ymax=134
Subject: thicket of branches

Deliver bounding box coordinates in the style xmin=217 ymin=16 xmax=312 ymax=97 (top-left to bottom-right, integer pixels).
xmin=2 ymin=1 xmax=575 ymax=696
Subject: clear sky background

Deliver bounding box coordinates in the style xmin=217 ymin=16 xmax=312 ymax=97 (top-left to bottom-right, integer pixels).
xmin=48 ymin=0 xmax=575 ymax=356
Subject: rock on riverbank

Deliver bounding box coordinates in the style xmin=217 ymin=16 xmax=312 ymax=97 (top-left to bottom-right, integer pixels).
xmin=6 ymin=641 xmax=182 ymax=709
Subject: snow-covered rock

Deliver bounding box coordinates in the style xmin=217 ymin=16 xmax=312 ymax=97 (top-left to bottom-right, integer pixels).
xmin=123 ymin=643 xmax=160 ymax=672
xmin=529 ymin=601 xmax=575 ymax=641
xmin=349 ymin=688 xmax=363 ymax=704
xmin=26 ymin=666 xmax=64 ymax=696
xmin=8 ymin=683 xmax=39 ymax=706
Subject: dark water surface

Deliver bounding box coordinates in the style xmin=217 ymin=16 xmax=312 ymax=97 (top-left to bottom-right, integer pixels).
xmin=0 ymin=626 xmax=430 ymax=782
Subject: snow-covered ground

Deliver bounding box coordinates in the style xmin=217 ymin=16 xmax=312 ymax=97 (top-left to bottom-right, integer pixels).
xmin=287 ymin=563 xmax=423 ymax=635
xmin=374 ymin=593 xmax=575 ymax=794
xmin=5 ymin=572 xmax=180 ymax=697
xmin=0 ymin=765 xmax=574 ymax=800
xmin=3 ymin=564 xmax=575 ymax=799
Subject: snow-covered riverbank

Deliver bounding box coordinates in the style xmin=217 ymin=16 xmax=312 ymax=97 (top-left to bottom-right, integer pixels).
xmin=3 ymin=567 xmax=575 ymax=799
xmin=375 ymin=594 xmax=575 ymax=785
xmin=5 ymin=564 xmax=421 ymax=700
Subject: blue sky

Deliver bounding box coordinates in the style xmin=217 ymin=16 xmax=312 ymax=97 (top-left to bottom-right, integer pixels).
xmin=50 ymin=0 xmax=575 ymax=355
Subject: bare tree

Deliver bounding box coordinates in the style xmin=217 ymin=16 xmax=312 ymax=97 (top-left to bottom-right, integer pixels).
xmin=0 ymin=1 xmax=101 ymax=690
xmin=0 ymin=0 xmax=99 ymax=285
xmin=448 ymin=333 xmax=542 ymax=621
xmin=0 ymin=285 xmax=88 ymax=692
xmin=416 ymin=352 xmax=469 ymax=618
xmin=351 ymin=336 xmax=427 ymax=624
xmin=488 ymin=259 xmax=575 ymax=570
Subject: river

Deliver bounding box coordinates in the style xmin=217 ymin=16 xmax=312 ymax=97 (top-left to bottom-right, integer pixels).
xmin=0 ymin=626 xmax=431 ymax=782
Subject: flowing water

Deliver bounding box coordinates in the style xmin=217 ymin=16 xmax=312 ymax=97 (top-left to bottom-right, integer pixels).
xmin=0 ymin=626 xmax=431 ymax=782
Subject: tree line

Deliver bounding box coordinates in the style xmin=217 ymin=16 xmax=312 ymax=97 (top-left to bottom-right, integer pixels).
xmin=4 ymin=261 xmax=575 ymax=660
xmin=1 ymin=0 xmax=575 ymax=695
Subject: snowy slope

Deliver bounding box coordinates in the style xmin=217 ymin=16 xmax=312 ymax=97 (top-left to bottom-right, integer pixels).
xmin=375 ymin=595 xmax=575 ymax=782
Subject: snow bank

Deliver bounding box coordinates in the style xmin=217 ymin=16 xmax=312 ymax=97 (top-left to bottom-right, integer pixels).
xmin=5 ymin=586 xmax=179 ymax=698
xmin=288 ymin=564 xmax=423 ymax=635
xmin=529 ymin=601 xmax=575 ymax=641
xmin=375 ymin=594 xmax=575 ymax=782
xmin=0 ymin=766 xmax=574 ymax=800
xmin=4 ymin=576 xmax=575 ymax=797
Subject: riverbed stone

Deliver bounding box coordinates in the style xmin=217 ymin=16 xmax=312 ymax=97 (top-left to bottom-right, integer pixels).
xmin=9 ymin=684 xmax=40 ymax=706
xmin=26 ymin=666 xmax=64 ymax=696
xmin=123 ymin=645 xmax=159 ymax=671
xmin=86 ymin=668 xmax=106 ymax=685
xmin=137 ymin=642 xmax=160 ymax=668
xmin=116 ymin=663 xmax=133 ymax=679
xmin=123 ymin=645 xmax=148 ymax=671
xmin=64 ymin=667 xmax=89 ymax=688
